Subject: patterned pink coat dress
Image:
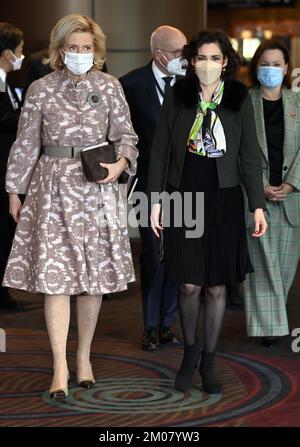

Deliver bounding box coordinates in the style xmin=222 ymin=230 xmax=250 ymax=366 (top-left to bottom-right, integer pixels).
xmin=3 ymin=69 xmax=138 ymax=295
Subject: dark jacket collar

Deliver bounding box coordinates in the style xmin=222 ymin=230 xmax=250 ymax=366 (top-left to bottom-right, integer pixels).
xmin=173 ymin=75 xmax=248 ymax=112
xmin=141 ymin=60 xmax=161 ymax=111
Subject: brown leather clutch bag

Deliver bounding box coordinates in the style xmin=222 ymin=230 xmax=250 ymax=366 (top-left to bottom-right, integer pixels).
xmin=80 ymin=142 xmax=117 ymax=182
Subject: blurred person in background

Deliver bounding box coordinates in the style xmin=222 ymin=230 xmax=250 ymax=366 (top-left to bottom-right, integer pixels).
xmin=0 ymin=22 xmax=25 ymax=311
xmin=244 ymin=40 xmax=300 ymax=347
xmin=120 ymin=25 xmax=187 ymax=351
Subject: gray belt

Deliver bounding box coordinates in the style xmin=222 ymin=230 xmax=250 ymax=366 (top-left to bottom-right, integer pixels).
xmin=42 ymin=145 xmax=85 ymax=159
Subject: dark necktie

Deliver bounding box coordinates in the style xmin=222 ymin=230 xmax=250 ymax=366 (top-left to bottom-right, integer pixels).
xmin=162 ymin=76 xmax=173 ymax=95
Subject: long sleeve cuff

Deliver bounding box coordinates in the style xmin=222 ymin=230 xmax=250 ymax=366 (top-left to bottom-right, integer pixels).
xmin=116 ymin=144 xmax=138 ymax=176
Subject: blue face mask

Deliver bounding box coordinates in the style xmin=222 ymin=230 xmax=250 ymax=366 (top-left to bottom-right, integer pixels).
xmin=257 ymin=66 xmax=284 ymax=88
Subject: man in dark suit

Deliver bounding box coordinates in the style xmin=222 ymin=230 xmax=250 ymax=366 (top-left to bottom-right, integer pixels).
xmin=120 ymin=25 xmax=187 ymax=350
xmin=0 ymin=22 xmax=25 ymax=310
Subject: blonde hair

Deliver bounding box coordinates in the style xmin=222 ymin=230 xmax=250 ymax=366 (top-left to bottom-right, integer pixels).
xmin=45 ymin=14 xmax=106 ymax=70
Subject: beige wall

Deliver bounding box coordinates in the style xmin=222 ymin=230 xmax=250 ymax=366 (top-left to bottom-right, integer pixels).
xmin=1 ymin=0 xmax=207 ymax=80
xmin=95 ymin=0 xmax=207 ymax=77
xmin=1 ymin=0 xmax=93 ymax=85
xmin=1 ymin=0 xmax=93 ymax=53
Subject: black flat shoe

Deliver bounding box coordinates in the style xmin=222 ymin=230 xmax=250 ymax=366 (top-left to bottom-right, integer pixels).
xmin=141 ymin=328 xmax=159 ymax=351
xmin=159 ymin=327 xmax=180 ymax=344
xmin=261 ymin=336 xmax=281 ymax=347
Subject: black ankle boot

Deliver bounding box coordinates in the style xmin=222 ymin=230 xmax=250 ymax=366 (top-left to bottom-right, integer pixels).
xmin=175 ymin=343 xmax=200 ymax=392
xmin=199 ymin=351 xmax=222 ymax=394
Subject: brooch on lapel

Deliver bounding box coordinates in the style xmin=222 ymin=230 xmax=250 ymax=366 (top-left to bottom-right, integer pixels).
xmin=290 ymin=112 xmax=296 ymax=118
xmin=87 ymin=92 xmax=101 ymax=106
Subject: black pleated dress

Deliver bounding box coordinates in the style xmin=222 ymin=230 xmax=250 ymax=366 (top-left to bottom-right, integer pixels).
xmin=164 ymin=149 xmax=252 ymax=287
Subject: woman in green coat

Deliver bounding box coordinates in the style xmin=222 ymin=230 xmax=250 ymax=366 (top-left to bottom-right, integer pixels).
xmin=244 ymin=40 xmax=300 ymax=346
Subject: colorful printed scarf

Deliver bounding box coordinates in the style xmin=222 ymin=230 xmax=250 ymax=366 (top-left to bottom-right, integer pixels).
xmin=187 ymin=81 xmax=226 ymax=158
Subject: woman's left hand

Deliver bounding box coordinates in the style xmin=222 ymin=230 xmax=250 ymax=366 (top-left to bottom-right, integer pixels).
xmin=252 ymin=208 xmax=268 ymax=238
xmin=270 ymin=182 xmax=294 ymax=202
xmin=97 ymin=157 xmax=128 ymax=184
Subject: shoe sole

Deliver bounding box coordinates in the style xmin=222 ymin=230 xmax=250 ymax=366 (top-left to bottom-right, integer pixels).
xmin=160 ymin=339 xmax=180 ymax=344
xmin=141 ymin=345 xmax=159 ymax=351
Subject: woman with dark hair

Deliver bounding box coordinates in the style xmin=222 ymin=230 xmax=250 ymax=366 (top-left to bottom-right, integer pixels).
xmin=244 ymin=40 xmax=300 ymax=347
xmin=148 ymin=30 xmax=267 ymax=394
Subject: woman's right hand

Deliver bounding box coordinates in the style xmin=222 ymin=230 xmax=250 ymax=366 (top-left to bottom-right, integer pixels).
xmin=150 ymin=203 xmax=163 ymax=238
xmin=264 ymin=185 xmax=284 ymax=202
xmin=9 ymin=193 xmax=22 ymax=223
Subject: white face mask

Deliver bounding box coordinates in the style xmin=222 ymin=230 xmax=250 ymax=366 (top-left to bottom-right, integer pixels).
xmin=195 ymin=60 xmax=223 ymax=86
xmin=63 ymin=51 xmax=94 ymax=76
xmin=158 ymin=50 xmax=186 ymax=76
xmin=9 ymin=50 xmax=25 ymax=71
xmin=167 ymin=57 xmax=187 ymax=76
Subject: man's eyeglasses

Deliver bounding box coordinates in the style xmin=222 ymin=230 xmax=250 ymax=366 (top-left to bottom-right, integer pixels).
xmin=157 ymin=48 xmax=183 ymax=58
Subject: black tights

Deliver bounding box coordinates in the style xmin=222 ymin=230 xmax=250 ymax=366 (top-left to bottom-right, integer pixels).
xmin=178 ymin=283 xmax=226 ymax=352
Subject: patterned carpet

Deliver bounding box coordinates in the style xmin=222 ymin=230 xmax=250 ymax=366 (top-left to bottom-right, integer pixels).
xmin=1 ymin=241 xmax=300 ymax=427
xmin=1 ymin=329 xmax=299 ymax=427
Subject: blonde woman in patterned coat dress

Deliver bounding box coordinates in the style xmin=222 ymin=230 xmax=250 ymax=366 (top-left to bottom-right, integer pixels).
xmin=2 ymin=14 xmax=138 ymax=400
